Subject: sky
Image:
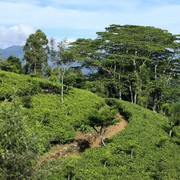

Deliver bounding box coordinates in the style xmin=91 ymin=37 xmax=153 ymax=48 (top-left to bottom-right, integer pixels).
xmin=0 ymin=0 xmax=180 ymax=49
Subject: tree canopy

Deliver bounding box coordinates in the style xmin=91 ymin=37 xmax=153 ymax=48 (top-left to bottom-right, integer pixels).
xmin=23 ymin=29 xmax=49 ymax=74
xmin=71 ymin=24 xmax=180 ymax=112
xmin=0 ymin=56 xmax=22 ymax=74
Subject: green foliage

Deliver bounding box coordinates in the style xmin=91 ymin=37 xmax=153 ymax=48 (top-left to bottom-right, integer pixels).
xmin=71 ymin=24 xmax=180 ymax=112
xmin=30 ymin=77 xmax=62 ymax=94
xmin=0 ymin=70 xmax=107 ymax=153
xmin=0 ymin=56 xmax=22 ymax=74
xmin=1 ymin=64 xmax=179 ymax=179
xmin=63 ymin=88 xmax=106 ymax=130
xmin=20 ymin=87 xmax=105 ymax=153
xmin=37 ymin=99 xmax=180 ymax=179
xmin=0 ymin=101 xmax=38 ymax=179
xmin=162 ymin=103 xmax=180 ymax=144
xmin=0 ymin=71 xmax=39 ymax=99
xmin=63 ymin=67 xmax=86 ymax=88
xmin=89 ymin=104 xmax=118 ymax=128
xmin=88 ymin=103 xmax=118 ymax=146
xmin=28 ymin=94 xmax=75 ymax=144
xmin=84 ymin=80 xmax=109 ymax=98
xmin=49 ymin=38 xmax=75 ymax=103
xmin=0 ymin=70 xmax=62 ymax=100
xmin=49 ymin=38 xmax=74 ymax=67
xmin=23 ymin=29 xmax=49 ymax=74
xmin=168 ymin=103 xmax=180 ymax=126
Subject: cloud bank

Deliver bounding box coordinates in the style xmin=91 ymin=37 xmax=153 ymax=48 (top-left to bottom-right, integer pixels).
xmin=0 ymin=25 xmax=35 ymax=49
xmin=0 ymin=0 xmax=180 ymax=48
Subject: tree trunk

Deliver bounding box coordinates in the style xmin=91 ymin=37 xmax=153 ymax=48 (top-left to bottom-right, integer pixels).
xmin=118 ymin=74 xmax=122 ymax=100
xmin=92 ymin=126 xmax=99 ymax=134
xmin=134 ymin=93 xmax=137 ymax=104
xmin=129 ymin=85 xmax=134 ymax=103
xmin=100 ymin=126 xmax=106 ymax=147
xmin=169 ymin=129 xmax=173 ymax=137
xmin=93 ymin=126 xmax=106 ymax=147
xmin=61 ymin=68 xmax=65 ymax=104
xmin=67 ymin=173 xmax=71 ymax=180
xmin=154 ymin=64 xmax=158 ymax=80
xmin=130 ymin=148 xmax=134 ymax=159
xmin=119 ymin=91 xmax=122 ymax=100
xmin=152 ymin=102 xmax=157 ymax=112
xmin=101 ymin=137 xmax=106 ymax=147
xmin=34 ymin=62 xmax=37 ymax=74
xmin=113 ymin=62 xmax=116 ymax=77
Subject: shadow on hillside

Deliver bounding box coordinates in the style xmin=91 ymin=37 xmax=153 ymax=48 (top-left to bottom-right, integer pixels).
xmin=76 ymin=139 xmax=90 ymax=152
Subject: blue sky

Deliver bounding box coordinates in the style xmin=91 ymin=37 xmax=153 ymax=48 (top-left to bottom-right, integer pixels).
xmin=0 ymin=0 xmax=180 ymax=48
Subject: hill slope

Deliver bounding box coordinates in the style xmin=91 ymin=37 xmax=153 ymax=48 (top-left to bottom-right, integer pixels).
xmin=0 ymin=70 xmax=107 ymax=152
xmin=0 ymin=70 xmax=179 ymax=179
xmin=35 ymin=99 xmax=180 ymax=179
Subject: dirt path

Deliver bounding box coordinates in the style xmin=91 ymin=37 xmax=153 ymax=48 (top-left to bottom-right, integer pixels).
xmin=36 ymin=118 xmax=127 ymax=165
xmin=91 ymin=120 xmax=127 ymax=147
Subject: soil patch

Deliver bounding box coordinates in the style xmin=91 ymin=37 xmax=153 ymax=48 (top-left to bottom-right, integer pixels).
xmin=91 ymin=120 xmax=127 ymax=147
xmin=36 ymin=117 xmax=127 ymax=165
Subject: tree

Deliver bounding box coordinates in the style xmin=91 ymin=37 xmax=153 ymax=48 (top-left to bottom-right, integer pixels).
xmin=0 ymin=56 xmax=22 ymax=73
xmin=23 ymin=29 xmax=49 ymax=75
xmin=88 ymin=104 xmax=118 ymax=146
xmin=49 ymin=38 xmax=73 ymax=103
xmin=71 ymin=25 xmax=180 ymax=111
xmin=0 ymin=57 xmax=5 ymax=70
xmin=163 ymin=103 xmax=180 ymax=137
xmin=64 ymin=67 xmax=86 ymax=88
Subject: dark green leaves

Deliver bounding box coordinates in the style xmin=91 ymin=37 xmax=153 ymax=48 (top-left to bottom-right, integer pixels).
xmin=0 ymin=101 xmax=38 ymax=179
xmin=71 ymin=24 xmax=180 ymax=112
xmin=23 ymin=29 xmax=49 ymax=74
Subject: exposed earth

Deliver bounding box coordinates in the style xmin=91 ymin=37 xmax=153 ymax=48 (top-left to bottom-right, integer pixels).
xmin=36 ymin=117 xmax=127 ymax=165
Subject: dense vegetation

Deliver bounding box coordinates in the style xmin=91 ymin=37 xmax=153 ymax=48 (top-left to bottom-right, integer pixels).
xmin=1 ymin=25 xmax=179 ymax=111
xmin=34 ymin=99 xmax=180 ymax=179
xmin=71 ymin=25 xmax=180 ymax=112
xmin=0 ymin=70 xmax=179 ymax=179
xmin=0 ymin=70 xmax=110 ymax=178
xmin=0 ymin=24 xmax=179 ymax=179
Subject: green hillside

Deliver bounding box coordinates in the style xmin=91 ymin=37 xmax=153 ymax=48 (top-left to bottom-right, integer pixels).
xmin=34 ymin=100 xmax=180 ymax=179
xmin=0 ymin=70 xmax=179 ymax=179
xmin=0 ymin=70 xmax=107 ymax=178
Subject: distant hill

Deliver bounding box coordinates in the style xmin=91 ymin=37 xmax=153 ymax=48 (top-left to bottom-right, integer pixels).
xmin=0 ymin=45 xmax=24 ymax=60
xmin=0 ymin=46 xmax=89 ymax=73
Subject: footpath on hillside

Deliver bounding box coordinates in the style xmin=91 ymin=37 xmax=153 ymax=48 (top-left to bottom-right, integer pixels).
xmin=36 ymin=117 xmax=127 ymax=165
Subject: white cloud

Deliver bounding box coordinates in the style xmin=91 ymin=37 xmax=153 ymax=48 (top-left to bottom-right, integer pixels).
xmin=0 ymin=0 xmax=179 ymax=30
xmin=0 ymin=25 xmax=35 ymax=49
xmin=0 ymin=0 xmax=180 ymax=48
xmin=66 ymin=38 xmax=76 ymax=43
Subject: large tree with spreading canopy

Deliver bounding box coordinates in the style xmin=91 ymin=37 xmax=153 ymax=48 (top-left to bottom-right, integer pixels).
xmin=71 ymin=24 xmax=180 ymax=111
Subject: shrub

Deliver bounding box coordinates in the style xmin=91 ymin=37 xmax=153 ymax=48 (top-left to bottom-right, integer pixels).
xmin=0 ymin=101 xmax=38 ymax=179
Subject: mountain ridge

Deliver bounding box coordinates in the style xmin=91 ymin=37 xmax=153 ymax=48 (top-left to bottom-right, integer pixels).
xmin=0 ymin=45 xmax=24 ymax=60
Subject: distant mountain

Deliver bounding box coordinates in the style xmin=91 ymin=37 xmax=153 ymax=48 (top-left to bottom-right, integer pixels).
xmin=0 ymin=46 xmax=24 ymax=60
xmin=0 ymin=46 xmax=89 ymax=74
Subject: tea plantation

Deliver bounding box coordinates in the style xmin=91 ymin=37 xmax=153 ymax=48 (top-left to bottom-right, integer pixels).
xmin=0 ymin=71 xmax=179 ymax=179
